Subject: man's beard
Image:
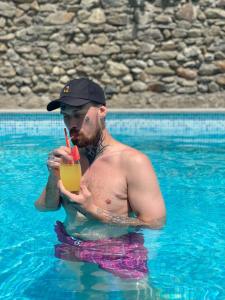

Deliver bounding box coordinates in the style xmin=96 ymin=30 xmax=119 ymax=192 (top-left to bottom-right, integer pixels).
xmin=70 ymin=126 xmax=102 ymax=149
xmin=70 ymin=125 xmax=107 ymax=164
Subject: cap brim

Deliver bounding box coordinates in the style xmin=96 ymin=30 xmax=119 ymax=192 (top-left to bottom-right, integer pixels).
xmin=46 ymin=97 xmax=91 ymax=111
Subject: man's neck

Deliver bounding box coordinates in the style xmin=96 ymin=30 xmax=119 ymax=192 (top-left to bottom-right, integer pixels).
xmin=84 ymin=129 xmax=114 ymax=164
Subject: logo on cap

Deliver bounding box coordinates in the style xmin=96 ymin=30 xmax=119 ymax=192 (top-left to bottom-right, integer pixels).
xmin=64 ymin=86 xmax=70 ymax=93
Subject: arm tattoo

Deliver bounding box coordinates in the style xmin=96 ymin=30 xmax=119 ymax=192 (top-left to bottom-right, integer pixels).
xmin=95 ymin=208 xmax=165 ymax=229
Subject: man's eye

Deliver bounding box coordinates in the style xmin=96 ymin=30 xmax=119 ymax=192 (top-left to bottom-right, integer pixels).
xmin=73 ymin=113 xmax=85 ymax=118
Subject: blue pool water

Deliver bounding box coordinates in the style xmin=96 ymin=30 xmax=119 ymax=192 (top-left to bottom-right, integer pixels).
xmin=1 ymin=112 xmax=225 ymax=300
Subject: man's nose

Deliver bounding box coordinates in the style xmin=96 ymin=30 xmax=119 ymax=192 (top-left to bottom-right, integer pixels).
xmin=68 ymin=123 xmax=80 ymax=132
xmin=69 ymin=126 xmax=79 ymax=137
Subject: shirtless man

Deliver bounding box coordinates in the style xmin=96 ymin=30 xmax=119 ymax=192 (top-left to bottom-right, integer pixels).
xmin=35 ymin=78 xmax=166 ymax=241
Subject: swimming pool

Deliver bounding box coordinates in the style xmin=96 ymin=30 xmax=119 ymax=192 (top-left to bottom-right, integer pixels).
xmin=1 ymin=111 xmax=225 ymax=300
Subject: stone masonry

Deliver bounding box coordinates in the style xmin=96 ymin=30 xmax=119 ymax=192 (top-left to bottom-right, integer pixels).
xmin=0 ymin=0 xmax=225 ymax=108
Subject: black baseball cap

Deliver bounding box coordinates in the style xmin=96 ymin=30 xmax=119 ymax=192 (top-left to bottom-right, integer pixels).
xmin=47 ymin=78 xmax=106 ymax=111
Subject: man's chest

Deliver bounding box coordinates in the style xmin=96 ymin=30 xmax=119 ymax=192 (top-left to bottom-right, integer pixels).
xmin=81 ymin=157 xmax=128 ymax=212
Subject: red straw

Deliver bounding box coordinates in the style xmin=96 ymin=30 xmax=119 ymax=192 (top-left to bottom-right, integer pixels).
xmin=64 ymin=128 xmax=71 ymax=149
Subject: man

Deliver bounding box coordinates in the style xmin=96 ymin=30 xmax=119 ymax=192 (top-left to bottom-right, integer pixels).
xmin=35 ymin=77 xmax=166 ymax=279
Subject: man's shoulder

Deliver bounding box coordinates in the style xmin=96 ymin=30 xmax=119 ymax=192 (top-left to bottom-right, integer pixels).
xmin=120 ymin=144 xmax=151 ymax=168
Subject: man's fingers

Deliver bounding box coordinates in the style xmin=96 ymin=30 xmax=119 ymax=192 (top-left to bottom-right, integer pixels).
xmin=53 ymin=146 xmax=71 ymax=157
xmin=48 ymin=147 xmax=73 ymax=165
xmin=58 ymin=180 xmax=83 ymax=203
xmin=47 ymin=161 xmax=61 ymax=169
xmin=51 ymin=157 xmax=61 ymax=163
xmin=80 ymin=184 xmax=91 ymax=197
xmin=54 ymin=146 xmax=71 ymax=153
xmin=80 ymin=177 xmax=85 ymax=185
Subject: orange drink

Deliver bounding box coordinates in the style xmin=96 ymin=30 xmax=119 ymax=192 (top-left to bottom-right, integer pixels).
xmin=60 ymin=162 xmax=81 ymax=192
xmin=61 ymin=128 xmax=81 ymax=192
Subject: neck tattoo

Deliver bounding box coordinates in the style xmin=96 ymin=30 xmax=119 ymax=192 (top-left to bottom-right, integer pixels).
xmin=85 ymin=133 xmax=109 ymax=164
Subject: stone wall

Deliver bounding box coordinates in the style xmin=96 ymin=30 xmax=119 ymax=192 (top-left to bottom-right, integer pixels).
xmin=0 ymin=0 xmax=225 ymax=109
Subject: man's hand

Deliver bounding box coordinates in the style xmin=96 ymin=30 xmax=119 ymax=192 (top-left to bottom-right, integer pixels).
xmin=47 ymin=146 xmax=73 ymax=177
xmin=58 ymin=179 xmax=93 ymax=211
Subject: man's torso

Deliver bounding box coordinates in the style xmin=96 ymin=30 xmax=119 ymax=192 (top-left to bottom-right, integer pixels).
xmin=61 ymin=143 xmax=137 ymax=239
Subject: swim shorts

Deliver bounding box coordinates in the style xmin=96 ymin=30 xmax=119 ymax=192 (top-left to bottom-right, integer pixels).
xmin=54 ymin=221 xmax=148 ymax=280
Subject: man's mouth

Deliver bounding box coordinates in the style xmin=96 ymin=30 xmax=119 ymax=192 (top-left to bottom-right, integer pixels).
xmin=69 ymin=127 xmax=80 ymax=145
xmin=69 ymin=127 xmax=79 ymax=137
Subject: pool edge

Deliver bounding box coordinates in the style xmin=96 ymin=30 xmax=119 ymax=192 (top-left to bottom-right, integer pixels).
xmin=2 ymin=108 xmax=225 ymax=114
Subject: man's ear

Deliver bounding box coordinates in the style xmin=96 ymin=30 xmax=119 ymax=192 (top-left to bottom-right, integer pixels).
xmin=98 ymin=106 xmax=107 ymax=118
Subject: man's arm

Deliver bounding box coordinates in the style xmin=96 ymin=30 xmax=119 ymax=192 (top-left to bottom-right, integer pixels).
xmin=34 ymin=146 xmax=72 ymax=212
xmin=88 ymin=151 xmax=166 ymax=228
xmin=34 ymin=174 xmax=61 ymax=211
xmin=90 ymin=207 xmax=165 ymax=228
xmin=125 ymin=151 xmax=166 ymax=228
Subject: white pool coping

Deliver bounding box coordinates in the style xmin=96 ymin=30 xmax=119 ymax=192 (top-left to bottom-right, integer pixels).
xmin=1 ymin=108 xmax=225 ymax=113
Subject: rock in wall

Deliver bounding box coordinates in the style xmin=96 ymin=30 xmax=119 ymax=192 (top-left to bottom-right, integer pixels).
xmin=0 ymin=0 xmax=225 ymax=108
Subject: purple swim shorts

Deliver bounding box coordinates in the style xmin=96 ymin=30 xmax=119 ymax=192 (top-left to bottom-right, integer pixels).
xmin=54 ymin=221 xmax=148 ymax=280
